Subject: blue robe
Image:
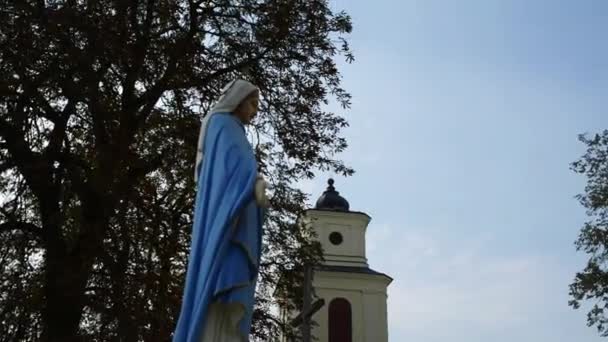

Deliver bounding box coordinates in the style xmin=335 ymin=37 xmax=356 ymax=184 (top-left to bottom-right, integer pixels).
xmin=173 ymin=113 xmax=264 ymax=341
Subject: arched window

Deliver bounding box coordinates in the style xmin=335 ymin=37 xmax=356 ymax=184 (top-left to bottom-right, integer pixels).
xmin=328 ymin=297 xmax=352 ymax=342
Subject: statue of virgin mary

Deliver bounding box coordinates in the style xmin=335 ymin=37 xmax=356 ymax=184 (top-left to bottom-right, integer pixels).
xmin=173 ymin=79 xmax=269 ymax=342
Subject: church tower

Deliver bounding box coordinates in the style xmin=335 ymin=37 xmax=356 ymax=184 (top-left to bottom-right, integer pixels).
xmin=303 ymin=179 xmax=392 ymax=342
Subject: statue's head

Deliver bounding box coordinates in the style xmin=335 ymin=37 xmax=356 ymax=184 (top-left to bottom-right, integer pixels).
xmin=212 ymin=79 xmax=259 ymax=125
xmin=234 ymin=88 xmax=259 ymax=125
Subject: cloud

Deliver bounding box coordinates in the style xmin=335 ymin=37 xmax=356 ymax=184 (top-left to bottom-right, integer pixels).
xmin=368 ymin=224 xmax=438 ymax=268
xmin=365 ymin=222 xmax=566 ymax=341
xmin=296 ymin=178 xmax=320 ymax=198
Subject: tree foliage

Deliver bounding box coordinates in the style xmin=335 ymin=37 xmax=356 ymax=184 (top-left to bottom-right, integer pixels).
xmin=570 ymin=130 xmax=608 ymax=337
xmin=0 ymin=1 xmax=353 ymax=341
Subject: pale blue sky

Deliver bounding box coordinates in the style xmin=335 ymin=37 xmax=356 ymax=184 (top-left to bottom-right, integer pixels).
xmin=302 ymin=1 xmax=608 ymax=341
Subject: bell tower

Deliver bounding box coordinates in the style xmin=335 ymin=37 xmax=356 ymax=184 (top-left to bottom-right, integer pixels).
xmin=303 ymin=179 xmax=392 ymax=342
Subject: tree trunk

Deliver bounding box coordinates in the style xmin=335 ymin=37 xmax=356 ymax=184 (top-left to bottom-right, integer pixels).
xmin=40 ymin=200 xmax=101 ymax=342
xmin=42 ymin=253 xmax=89 ymax=342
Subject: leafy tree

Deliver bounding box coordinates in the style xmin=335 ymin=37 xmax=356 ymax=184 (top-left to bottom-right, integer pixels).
xmin=0 ymin=1 xmax=353 ymax=341
xmin=570 ymin=130 xmax=608 ymax=337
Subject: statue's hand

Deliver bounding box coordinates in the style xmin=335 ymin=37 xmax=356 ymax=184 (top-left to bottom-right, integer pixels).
xmin=255 ymin=176 xmax=271 ymax=208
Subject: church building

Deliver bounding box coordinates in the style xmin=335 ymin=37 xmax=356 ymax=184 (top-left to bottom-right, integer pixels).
xmin=282 ymin=179 xmax=392 ymax=342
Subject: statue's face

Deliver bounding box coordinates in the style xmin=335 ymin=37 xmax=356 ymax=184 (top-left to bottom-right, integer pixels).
xmin=235 ymin=92 xmax=259 ymax=125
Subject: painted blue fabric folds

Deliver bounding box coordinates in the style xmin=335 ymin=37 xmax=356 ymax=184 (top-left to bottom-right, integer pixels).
xmin=173 ymin=113 xmax=263 ymax=341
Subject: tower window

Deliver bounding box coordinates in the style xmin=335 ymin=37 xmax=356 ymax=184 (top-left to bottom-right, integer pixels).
xmin=329 ymin=231 xmax=343 ymax=245
xmin=329 ymin=297 xmax=352 ymax=342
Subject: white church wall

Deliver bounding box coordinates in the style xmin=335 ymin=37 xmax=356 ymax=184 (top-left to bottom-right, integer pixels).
xmin=311 ymin=270 xmax=391 ymax=342
xmin=306 ymin=210 xmax=370 ymax=267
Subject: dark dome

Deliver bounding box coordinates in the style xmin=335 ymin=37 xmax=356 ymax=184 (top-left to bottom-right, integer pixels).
xmin=315 ymin=179 xmax=350 ymax=212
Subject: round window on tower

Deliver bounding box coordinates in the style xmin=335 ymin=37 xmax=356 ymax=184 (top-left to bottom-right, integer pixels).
xmin=329 ymin=232 xmax=343 ymax=245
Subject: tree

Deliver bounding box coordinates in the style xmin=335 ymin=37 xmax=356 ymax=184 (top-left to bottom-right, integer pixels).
xmin=570 ymin=130 xmax=608 ymax=337
xmin=0 ymin=1 xmax=354 ymax=341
